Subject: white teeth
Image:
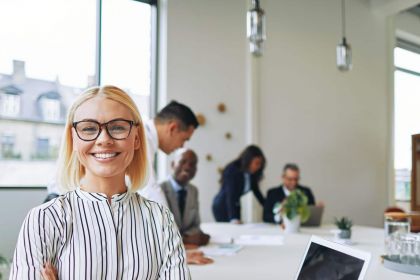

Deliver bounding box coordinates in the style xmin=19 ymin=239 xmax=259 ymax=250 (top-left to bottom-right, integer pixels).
xmin=93 ymin=153 xmax=117 ymax=159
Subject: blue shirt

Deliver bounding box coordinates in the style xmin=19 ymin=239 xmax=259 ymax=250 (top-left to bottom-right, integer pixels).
xmin=243 ymin=172 xmax=251 ymax=194
xmin=169 ymin=176 xmax=184 ymax=193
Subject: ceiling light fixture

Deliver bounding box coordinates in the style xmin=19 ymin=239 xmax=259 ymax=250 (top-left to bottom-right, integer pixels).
xmin=336 ymin=0 xmax=352 ymax=71
xmin=247 ymin=0 xmax=266 ymax=56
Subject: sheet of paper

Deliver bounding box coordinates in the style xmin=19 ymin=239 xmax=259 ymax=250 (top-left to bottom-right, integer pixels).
xmin=201 ymin=244 xmax=243 ymax=256
xmin=234 ymin=235 xmax=284 ymax=246
xmin=209 ymin=235 xmax=234 ymax=244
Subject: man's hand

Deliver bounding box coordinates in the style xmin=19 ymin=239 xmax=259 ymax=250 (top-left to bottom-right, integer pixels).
xmin=186 ymin=251 xmax=213 ymax=265
xmin=42 ymin=263 xmax=58 ymax=280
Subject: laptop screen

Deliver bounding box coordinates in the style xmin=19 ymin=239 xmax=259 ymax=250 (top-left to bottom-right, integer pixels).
xmin=297 ymin=242 xmax=365 ymax=280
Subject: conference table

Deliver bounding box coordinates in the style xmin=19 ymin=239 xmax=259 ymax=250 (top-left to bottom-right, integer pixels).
xmin=189 ymin=223 xmax=418 ymax=280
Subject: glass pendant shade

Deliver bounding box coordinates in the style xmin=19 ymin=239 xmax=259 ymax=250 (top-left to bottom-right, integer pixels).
xmin=247 ymin=0 xmax=266 ymax=56
xmin=336 ymin=37 xmax=352 ymax=71
xmin=337 ymin=0 xmax=352 ymax=71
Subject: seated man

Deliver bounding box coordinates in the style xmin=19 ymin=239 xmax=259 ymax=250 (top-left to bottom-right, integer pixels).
xmin=160 ymin=148 xmax=210 ymax=246
xmin=263 ymin=163 xmax=316 ymax=223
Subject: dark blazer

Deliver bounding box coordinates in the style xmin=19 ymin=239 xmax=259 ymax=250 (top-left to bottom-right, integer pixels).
xmin=263 ymin=185 xmax=315 ymax=224
xmin=212 ymin=160 xmax=265 ymax=222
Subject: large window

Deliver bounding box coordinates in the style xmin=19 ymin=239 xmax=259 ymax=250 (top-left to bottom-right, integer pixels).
xmin=101 ymin=0 xmax=153 ymax=118
xmin=394 ymin=40 xmax=420 ymax=201
xmin=0 ymin=0 xmax=155 ymax=187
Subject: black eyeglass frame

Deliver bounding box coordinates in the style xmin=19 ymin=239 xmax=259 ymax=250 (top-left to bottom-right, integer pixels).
xmin=72 ymin=118 xmax=139 ymax=141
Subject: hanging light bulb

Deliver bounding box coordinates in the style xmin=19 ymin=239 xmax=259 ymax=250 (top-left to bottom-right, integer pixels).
xmin=247 ymin=0 xmax=266 ymax=56
xmin=336 ymin=0 xmax=352 ymax=71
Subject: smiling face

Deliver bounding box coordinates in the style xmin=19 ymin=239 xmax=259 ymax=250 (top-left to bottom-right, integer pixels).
xmin=172 ymin=149 xmax=197 ymax=186
xmin=72 ymin=96 xmax=140 ymax=184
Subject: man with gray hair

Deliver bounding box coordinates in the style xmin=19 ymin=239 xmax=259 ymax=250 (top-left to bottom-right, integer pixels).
xmin=263 ymin=163 xmax=316 ymax=224
xmin=160 ymin=148 xmax=210 ymax=246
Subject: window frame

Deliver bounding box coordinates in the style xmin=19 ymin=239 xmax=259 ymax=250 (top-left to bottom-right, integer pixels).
xmin=394 ymin=38 xmax=420 ymax=202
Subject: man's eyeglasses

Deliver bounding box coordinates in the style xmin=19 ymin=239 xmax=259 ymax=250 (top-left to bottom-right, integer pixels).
xmin=72 ymin=118 xmax=138 ymax=141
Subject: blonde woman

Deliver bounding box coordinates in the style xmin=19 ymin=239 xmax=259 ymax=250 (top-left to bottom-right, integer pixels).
xmin=10 ymin=86 xmax=190 ymax=279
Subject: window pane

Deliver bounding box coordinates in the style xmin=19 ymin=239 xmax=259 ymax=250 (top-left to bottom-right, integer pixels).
xmin=394 ymin=70 xmax=420 ymax=200
xmin=395 ymin=47 xmax=420 ymax=74
xmin=101 ymin=0 xmax=152 ymax=119
xmin=0 ymin=0 xmax=96 ymax=187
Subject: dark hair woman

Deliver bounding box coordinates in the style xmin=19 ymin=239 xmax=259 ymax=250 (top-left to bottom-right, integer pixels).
xmin=212 ymin=145 xmax=266 ymax=223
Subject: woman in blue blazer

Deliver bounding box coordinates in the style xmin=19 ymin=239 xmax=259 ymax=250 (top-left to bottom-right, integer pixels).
xmin=212 ymin=145 xmax=266 ymax=223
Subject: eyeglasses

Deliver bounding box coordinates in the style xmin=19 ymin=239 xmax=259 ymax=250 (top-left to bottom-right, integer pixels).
xmin=72 ymin=118 xmax=138 ymax=141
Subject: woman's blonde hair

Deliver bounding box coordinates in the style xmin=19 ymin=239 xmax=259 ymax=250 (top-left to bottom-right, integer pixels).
xmin=57 ymin=85 xmax=148 ymax=193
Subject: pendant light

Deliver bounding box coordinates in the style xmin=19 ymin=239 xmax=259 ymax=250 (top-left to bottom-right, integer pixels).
xmin=336 ymin=0 xmax=352 ymax=71
xmin=247 ymin=0 xmax=266 ymax=56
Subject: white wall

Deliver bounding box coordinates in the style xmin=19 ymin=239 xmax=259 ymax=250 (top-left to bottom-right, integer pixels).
xmin=163 ymin=0 xmax=249 ymax=222
xmin=259 ymin=0 xmax=390 ymax=226
xmin=163 ymin=0 xmax=395 ymax=226
xmin=0 ymin=189 xmax=47 ymax=259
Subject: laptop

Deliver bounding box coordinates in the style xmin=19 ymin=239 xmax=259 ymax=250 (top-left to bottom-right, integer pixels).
xmin=295 ymin=236 xmax=371 ymax=280
xmin=301 ymin=206 xmax=324 ymax=227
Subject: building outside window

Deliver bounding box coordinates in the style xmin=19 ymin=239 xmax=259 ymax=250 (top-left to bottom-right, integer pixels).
xmin=33 ymin=138 xmax=50 ymax=159
xmin=0 ymin=91 xmax=21 ymax=117
xmin=41 ymin=98 xmax=61 ymax=122
xmin=0 ymin=0 xmax=155 ymax=187
xmin=1 ymin=134 xmax=19 ymax=159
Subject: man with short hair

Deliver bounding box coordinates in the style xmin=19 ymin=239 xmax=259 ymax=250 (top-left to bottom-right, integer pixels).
xmin=140 ymin=101 xmax=199 ymax=206
xmin=160 ymin=148 xmax=210 ymax=246
xmin=263 ymin=163 xmax=316 ymax=224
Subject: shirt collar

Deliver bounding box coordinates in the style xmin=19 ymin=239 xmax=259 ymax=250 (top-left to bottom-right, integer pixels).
xmin=145 ymin=119 xmax=158 ymax=153
xmin=75 ymin=187 xmax=131 ymax=203
xmin=283 ymin=185 xmax=291 ymax=197
xmin=169 ymin=176 xmax=185 ymax=193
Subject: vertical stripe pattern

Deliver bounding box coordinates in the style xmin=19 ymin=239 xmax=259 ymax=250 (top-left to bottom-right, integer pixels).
xmin=10 ymin=188 xmax=191 ymax=280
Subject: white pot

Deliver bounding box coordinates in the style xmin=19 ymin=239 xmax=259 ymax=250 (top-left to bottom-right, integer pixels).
xmin=283 ymin=215 xmax=301 ymax=233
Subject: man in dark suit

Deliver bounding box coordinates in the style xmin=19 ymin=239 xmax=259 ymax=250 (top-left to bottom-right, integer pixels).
xmin=160 ymin=148 xmax=210 ymax=246
xmin=263 ymin=163 xmax=316 ymax=223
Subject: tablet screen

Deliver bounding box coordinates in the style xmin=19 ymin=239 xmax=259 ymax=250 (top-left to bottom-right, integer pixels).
xmin=297 ymin=242 xmax=365 ymax=280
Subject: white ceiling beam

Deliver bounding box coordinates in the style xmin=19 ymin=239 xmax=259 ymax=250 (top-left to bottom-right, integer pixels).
xmin=370 ymin=0 xmax=420 ymax=16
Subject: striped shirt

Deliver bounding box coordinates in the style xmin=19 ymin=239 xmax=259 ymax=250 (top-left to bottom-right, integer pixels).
xmin=10 ymin=188 xmax=190 ymax=280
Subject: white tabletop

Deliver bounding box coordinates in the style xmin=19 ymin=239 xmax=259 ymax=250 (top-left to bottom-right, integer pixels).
xmin=189 ymin=223 xmax=418 ymax=280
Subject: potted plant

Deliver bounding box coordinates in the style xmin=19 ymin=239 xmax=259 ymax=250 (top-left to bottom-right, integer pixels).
xmin=273 ymin=189 xmax=310 ymax=233
xmin=0 ymin=255 xmax=9 ymax=280
xmin=334 ymin=216 xmax=353 ymax=239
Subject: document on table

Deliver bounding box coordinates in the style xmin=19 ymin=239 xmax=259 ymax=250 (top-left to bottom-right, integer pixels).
xmin=201 ymin=244 xmax=243 ymax=256
xmin=209 ymin=235 xmax=234 ymax=244
xmin=234 ymin=235 xmax=284 ymax=246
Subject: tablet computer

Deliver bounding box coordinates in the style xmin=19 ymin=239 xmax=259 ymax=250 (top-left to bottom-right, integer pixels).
xmin=295 ymin=236 xmax=371 ymax=280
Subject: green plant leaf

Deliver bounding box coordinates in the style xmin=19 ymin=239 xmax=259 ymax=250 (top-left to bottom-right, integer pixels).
xmin=281 ymin=190 xmax=309 ymax=221
xmin=334 ymin=216 xmax=353 ymax=230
